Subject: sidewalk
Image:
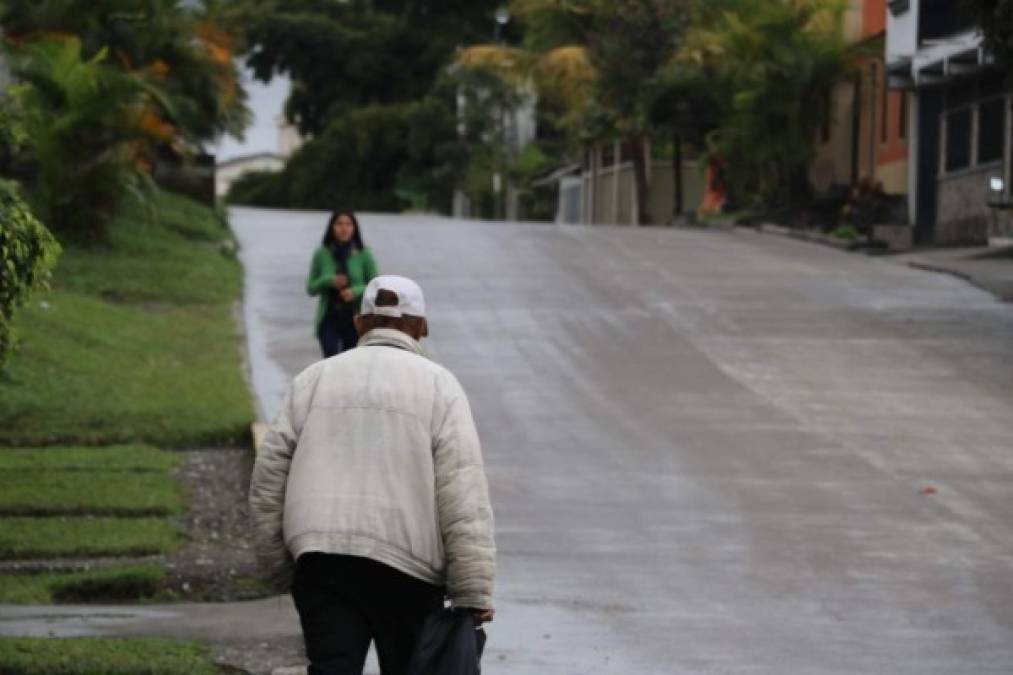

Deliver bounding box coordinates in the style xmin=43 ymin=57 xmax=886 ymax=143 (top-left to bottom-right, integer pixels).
xmin=894 ymin=245 xmax=1013 ymax=302
xmin=749 ymin=225 xmax=1013 ymax=302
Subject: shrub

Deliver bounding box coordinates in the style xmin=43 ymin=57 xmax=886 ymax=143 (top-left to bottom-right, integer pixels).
xmin=0 ymin=180 xmax=60 ymax=371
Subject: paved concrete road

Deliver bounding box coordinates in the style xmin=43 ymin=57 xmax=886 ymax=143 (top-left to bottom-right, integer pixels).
xmin=228 ymin=208 xmax=1013 ymax=674
xmin=9 ymin=209 xmax=1010 ymax=674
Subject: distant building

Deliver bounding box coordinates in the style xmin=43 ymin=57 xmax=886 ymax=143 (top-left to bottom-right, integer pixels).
xmin=215 ymin=115 xmax=300 ymax=197
xmin=811 ymin=0 xmax=910 ymax=199
xmin=277 ymin=115 xmax=303 ymax=158
xmin=215 ymin=152 xmax=283 ymax=197
xmin=887 ymin=0 xmax=1011 ymax=244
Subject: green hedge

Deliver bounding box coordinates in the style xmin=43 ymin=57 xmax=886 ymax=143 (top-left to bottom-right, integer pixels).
xmin=0 ymin=180 xmax=60 ymax=370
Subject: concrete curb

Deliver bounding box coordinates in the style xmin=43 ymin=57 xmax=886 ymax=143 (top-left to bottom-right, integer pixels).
xmin=750 ymin=223 xmax=859 ymax=251
xmin=906 ymin=260 xmax=1013 ymax=302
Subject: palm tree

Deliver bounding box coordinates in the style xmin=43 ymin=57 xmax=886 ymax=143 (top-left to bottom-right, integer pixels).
xmin=0 ymin=0 xmax=249 ymax=146
xmin=7 ymin=37 xmax=170 ymax=237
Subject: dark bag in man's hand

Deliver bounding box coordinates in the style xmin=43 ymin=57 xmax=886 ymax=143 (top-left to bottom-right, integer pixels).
xmin=407 ymin=608 xmax=487 ymax=675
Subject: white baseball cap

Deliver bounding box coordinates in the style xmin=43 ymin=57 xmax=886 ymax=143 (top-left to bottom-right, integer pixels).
xmin=361 ymin=275 xmax=427 ymax=318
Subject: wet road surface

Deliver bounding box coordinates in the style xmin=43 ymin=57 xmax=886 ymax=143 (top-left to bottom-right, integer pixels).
xmin=228 ymin=208 xmax=1013 ymax=674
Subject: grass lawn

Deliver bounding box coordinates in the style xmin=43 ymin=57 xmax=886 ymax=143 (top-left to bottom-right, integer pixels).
xmin=0 ymin=517 xmax=180 ymax=559
xmin=0 ymin=637 xmax=222 ymax=674
xmin=0 ymin=191 xmax=253 ymax=447
xmin=0 ymin=471 xmax=182 ymax=516
xmin=0 ymin=565 xmax=166 ymax=603
xmin=0 ymin=445 xmax=178 ymax=472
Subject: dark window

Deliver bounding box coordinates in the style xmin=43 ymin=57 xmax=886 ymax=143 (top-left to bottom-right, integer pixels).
xmin=947 ymin=81 xmax=975 ymax=110
xmin=919 ymin=0 xmax=975 ymax=42
xmin=899 ymin=92 xmax=908 ymax=140
xmin=945 ymin=108 xmax=971 ymax=172
xmin=977 ymin=98 xmax=1005 ymax=164
xmin=979 ymin=70 xmax=1006 ymax=99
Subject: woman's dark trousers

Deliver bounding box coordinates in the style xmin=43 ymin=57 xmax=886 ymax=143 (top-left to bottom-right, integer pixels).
xmin=317 ymin=308 xmax=359 ymax=358
xmin=291 ymin=553 xmax=445 ymax=675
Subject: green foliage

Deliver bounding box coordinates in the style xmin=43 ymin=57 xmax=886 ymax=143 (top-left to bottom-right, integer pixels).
xmin=829 ymin=224 xmax=859 ymax=241
xmin=0 ymin=192 xmax=253 ymax=447
xmin=237 ymin=0 xmax=502 ymax=136
xmin=0 ymin=517 xmax=180 ymax=559
xmin=0 ymin=637 xmax=221 ymax=675
xmin=0 ymin=470 xmax=183 ymax=516
xmin=0 ymin=445 xmax=177 ymax=471
xmin=6 ymin=37 xmax=162 ymax=237
xmin=679 ymin=0 xmax=855 ymax=208
xmin=0 ymin=565 xmax=167 ymax=604
xmin=584 ymin=0 xmax=686 ymax=135
xmin=224 ymin=170 xmax=286 ymax=207
xmin=0 ymin=0 xmax=250 ymax=143
xmin=0 ymin=180 xmax=60 ymax=372
xmin=228 ymin=98 xmax=461 ymax=212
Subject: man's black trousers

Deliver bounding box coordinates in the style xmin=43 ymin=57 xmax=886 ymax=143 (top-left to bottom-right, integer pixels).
xmin=291 ymin=552 xmax=445 ymax=675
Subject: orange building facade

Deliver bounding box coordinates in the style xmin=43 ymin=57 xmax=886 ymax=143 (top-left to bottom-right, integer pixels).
xmin=811 ymin=0 xmax=909 ymax=197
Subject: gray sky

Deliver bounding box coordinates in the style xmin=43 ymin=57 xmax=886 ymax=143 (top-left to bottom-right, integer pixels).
xmin=213 ymin=67 xmax=291 ymax=162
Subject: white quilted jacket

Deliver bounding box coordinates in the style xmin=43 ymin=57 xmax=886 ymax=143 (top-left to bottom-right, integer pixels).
xmin=249 ymin=328 xmax=495 ymax=609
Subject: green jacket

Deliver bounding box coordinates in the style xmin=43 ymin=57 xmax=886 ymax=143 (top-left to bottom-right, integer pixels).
xmin=306 ymin=246 xmax=379 ymax=331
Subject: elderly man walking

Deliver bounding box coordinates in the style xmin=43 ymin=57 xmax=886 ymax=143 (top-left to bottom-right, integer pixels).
xmin=249 ymin=275 xmax=496 ymax=675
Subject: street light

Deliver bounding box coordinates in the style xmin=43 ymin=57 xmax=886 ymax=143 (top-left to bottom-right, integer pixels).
xmin=493 ymin=5 xmax=510 ymax=43
xmin=986 ymin=173 xmax=1010 ymax=241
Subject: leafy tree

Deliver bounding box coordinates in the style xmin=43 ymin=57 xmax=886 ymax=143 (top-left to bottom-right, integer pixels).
xmin=0 ymin=0 xmax=250 ymax=144
xmin=236 ymin=0 xmax=503 ymax=136
xmin=648 ymin=62 xmax=720 ymax=217
xmin=677 ymin=0 xmax=856 ymax=208
xmin=582 ymin=0 xmax=687 ymax=224
xmin=0 ymin=179 xmax=60 ymax=371
xmin=458 ymin=0 xmax=686 ymax=224
xmin=6 ymin=37 xmax=169 ymax=237
xmin=228 ymin=97 xmax=461 ymax=212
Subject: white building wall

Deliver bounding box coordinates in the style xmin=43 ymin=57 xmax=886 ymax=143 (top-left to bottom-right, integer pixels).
xmin=215 ymin=155 xmax=284 ymax=197
xmin=886 ymin=0 xmax=919 ymax=63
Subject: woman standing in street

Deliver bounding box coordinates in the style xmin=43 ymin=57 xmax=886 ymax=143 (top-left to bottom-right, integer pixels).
xmin=307 ymin=210 xmax=379 ymax=358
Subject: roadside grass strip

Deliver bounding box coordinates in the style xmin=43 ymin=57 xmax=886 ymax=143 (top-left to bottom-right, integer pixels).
xmin=0 ymin=565 xmax=167 ymax=603
xmin=0 ymin=445 xmax=178 ymax=472
xmin=0 ymin=636 xmax=223 ymax=674
xmin=0 ymin=192 xmax=253 ymax=447
xmin=0 ymin=471 xmax=182 ymax=516
xmin=0 ymin=517 xmax=180 ymax=559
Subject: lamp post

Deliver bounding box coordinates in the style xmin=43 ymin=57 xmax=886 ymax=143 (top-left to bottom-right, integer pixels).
xmin=986 ymin=173 xmax=1010 ymax=242
xmin=491 ymin=5 xmax=511 ymax=220
xmin=493 ymin=6 xmax=510 ymax=43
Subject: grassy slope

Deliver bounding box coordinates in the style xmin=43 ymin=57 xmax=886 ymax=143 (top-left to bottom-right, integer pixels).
xmin=0 ymin=637 xmax=221 ymax=675
xmin=0 ymin=518 xmax=179 ymax=558
xmin=0 ymin=471 xmax=183 ymax=516
xmin=0 ymin=565 xmax=167 ymax=603
xmin=0 ymin=191 xmax=253 ymax=446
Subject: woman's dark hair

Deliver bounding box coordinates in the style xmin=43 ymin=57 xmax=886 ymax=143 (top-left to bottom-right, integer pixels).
xmin=322 ymin=210 xmax=365 ymax=249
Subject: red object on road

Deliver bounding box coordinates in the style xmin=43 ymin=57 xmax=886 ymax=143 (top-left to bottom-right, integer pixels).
xmin=922 ymin=486 xmax=937 ymax=495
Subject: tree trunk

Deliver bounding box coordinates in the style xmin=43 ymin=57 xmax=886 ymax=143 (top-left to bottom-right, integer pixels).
xmin=672 ymin=131 xmax=683 ymax=221
xmin=631 ymin=135 xmax=651 ymax=225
